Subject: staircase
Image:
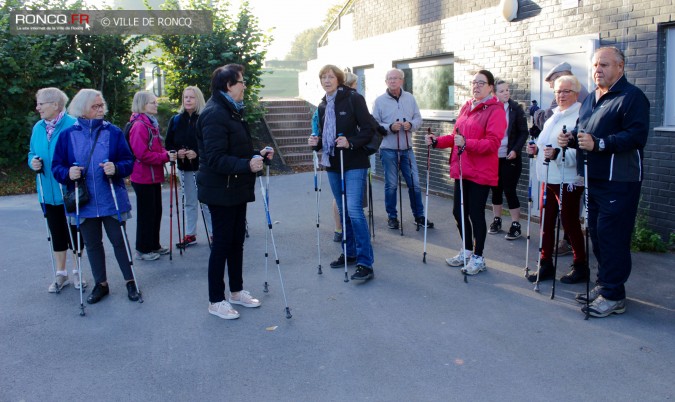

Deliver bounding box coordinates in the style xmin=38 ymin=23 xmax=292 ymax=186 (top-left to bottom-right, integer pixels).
xmin=263 ymin=98 xmax=314 ymax=167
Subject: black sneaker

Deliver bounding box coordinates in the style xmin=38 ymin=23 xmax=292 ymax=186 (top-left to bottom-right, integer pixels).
xmin=488 ymin=217 xmax=502 ymax=234
xmin=126 ymin=281 xmax=140 ymax=301
xmin=388 ymin=218 xmax=399 ymax=229
xmin=526 ymin=260 xmax=555 ymax=283
xmin=330 ymin=253 xmax=357 ymax=268
xmin=415 ymin=216 xmax=434 ymax=228
xmin=350 ymin=265 xmax=374 ymax=281
xmin=87 ymin=283 xmax=109 ymax=304
xmin=504 ymin=222 xmax=522 ymax=240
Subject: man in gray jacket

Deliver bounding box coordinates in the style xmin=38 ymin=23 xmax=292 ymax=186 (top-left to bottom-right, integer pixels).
xmin=372 ymin=69 xmax=432 ymax=231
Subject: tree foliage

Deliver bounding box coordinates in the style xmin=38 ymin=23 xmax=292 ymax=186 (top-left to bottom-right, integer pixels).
xmin=284 ymin=2 xmax=343 ymax=62
xmin=0 ymin=0 xmax=146 ymax=167
xmin=153 ymin=0 xmax=271 ymax=121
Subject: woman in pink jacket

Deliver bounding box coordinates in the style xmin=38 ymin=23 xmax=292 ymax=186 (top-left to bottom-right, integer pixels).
xmin=129 ymin=91 xmax=176 ymax=260
xmin=426 ymin=70 xmax=506 ymax=275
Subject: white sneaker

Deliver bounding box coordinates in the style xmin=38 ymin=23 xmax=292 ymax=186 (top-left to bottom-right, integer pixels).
xmin=208 ymin=301 xmax=240 ymax=320
xmin=136 ymin=251 xmax=160 ymax=261
xmin=229 ymin=290 xmax=261 ymax=308
xmin=48 ymin=275 xmax=70 ymax=293
xmin=445 ymin=250 xmax=472 ymax=267
xmin=462 ymin=255 xmax=487 ymax=275
xmin=72 ymin=270 xmax=87 ymax=290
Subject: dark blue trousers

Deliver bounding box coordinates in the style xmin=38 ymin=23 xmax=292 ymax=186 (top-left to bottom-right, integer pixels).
xmin=587 ymin=179 xmax=641 ymax=300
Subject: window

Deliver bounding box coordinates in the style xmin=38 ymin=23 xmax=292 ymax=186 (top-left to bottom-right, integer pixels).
xmin=397 ymin=56 xmax=455 ymax=119
xmin=665 ymin=27 xmax=675 ymax=126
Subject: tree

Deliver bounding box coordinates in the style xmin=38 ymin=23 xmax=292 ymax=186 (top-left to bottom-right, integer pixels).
xmin=284 ymin=2 xmax=343 ymax=62
xmin=153 ymin=0 xmax=271 ymax=122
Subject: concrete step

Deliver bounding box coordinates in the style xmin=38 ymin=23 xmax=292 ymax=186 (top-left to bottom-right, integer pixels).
xmin=264 ymin=105 xmax=312 ymax=114
xmin=267 ymin=120 xmax=312 ymax=130
xmin=273 ymin=135 xmax=312 ymax=146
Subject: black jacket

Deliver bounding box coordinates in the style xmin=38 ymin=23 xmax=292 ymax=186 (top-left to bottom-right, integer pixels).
xmin=505 ymin=99 xmax=529 ymax=158
xmin=316 ymin=85 xmax=374 ymax=172
xmin=196 ymin=92 xmax=258 ymax=207
xmin=165 ymin=111 xmax=200 ymax=171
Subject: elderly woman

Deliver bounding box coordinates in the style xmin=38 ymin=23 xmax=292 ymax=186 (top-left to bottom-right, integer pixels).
xmin=426 ymin=70 xmax=506 ymax=275
xmin=52 ymin=89 xmax=137 ymax=304
xmin=526 ymin=75 xmax=587 ymax=284
xmin=28 ymin=87 xmax=85 ymax=292
xmin=128 ymin=91 xmax=176 ymax=261
xmin=165 ymin=85 xmax=212 ymax=246
xmin=488 ymin=79 xmax=529 ymax=240
xmin=307 ymin=64 xmax=376 ymax=281
xmin=197 ymin=64 xmax=275 ymax=320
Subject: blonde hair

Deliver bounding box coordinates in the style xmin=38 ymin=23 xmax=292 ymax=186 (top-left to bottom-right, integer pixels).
xmin=318 ymin=65 xmax=345 ymax=85
xmin=36 ymin=88 xmax=68 ymax=111
xmin=131 ymin=91 xmax=156 ymax=113
xmin=178 ymin=86 xmax=206 ymax=114
xmin=68 ymin=89 xmax=107 ymax=117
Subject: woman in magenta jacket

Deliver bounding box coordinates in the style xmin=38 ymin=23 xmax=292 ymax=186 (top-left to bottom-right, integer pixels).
xmin=426 ymin=70 xmax=506 ymax=275
xmin=128 ymin=91 xmax=176 ymax=261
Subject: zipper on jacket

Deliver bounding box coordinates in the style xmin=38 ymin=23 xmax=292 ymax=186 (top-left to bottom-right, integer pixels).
xmin=609 ymin=154 xmax=614 ymax=181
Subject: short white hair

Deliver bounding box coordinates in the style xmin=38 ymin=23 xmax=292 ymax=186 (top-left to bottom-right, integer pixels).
xmin=68 ymin=89 xmax=107 ymax=118
xmin=132 ymin=91 xmax=156 ymax=113
xmin=385 ymin=68 xmax=405 ymax=80
xmin=36 ymin=88 xmax=68 ymax=111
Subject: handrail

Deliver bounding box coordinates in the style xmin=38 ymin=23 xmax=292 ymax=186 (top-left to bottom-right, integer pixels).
xmin=317 ymin=0 xmax=354 ymax=48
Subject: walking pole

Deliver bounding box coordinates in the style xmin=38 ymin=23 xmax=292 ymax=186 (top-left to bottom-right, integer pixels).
xmin=257 ymin=155 xmax=292 ymax=319
xmin=73 ymin=168 xmax=85 ymax=316
xmin=312 ymin=143 xmax=323 ymax=275
xmin=35 ymin=164 xmax=59 ymax=293
xmin=172 ymin=159 xmax=183 ymax=255
xmin=524 ymin=140 xmax=535 ymax=278
xmin=423 ymin=128 xmax=432 ymax=263
xmin=263 ymin=152 xmax=271 ymax=292
xmin=534 ymin=145 xmax=552 ymax=292
xmin=551 ymin=126 xmax=567 ymax=300
xmin=582 ymin=131 xmax=591 ymax=320
xmin=396 ymin=120 xmax=403 ymax=236
xmin=457 ymin=133 xmax=469 ymax=283
xmin=105 ymin=160 xmax=143 ymax=303
xmin=59 ymin=183 xmax=81 ymax=292
xmin=338 ymin=134 xmax=349 ymax=283
xmin=169 ymin=156 xmax=175 ymax=260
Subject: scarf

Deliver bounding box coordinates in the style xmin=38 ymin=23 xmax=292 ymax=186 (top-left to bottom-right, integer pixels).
xmin=220 ymin=90 xmax=245 ymax=112
xmin=145 ymin=113 xmax=160 ymax=129
xmin=321 ymin=92 xmax=337 ymax=167
xmin=45 ymin=111 xmax=65 ymax=141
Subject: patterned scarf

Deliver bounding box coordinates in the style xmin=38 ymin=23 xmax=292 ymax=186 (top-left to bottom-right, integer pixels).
xmin=220 ymin=90 xmax=245 ymax=112
xmin=321 ymin=93 xmax=337 ymax=167
xmin=145 ymin=113 xmax=160 ymax=129
xmin=45 ymin=111 xmax=65 ymax=142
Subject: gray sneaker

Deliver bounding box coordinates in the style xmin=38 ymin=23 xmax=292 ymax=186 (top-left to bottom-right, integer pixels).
xmin=136 ymin=251 xmax=160 ymax=261
xmin=582 ymin=295 xmax=626 ymax=318
xmin=462 ymin=255 xmax=487 ymax=275
xmin=72 ymin=270 xmax=87 ymax=290
xmin=446 ymin=250 xmax=472 ymax=267
xmin=575 ymin=285 xmax=601 ymax=304
xmin=48 ymin=275 xmax=70 ymax=293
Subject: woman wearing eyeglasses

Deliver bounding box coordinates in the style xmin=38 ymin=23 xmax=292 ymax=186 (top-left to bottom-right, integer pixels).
xmin=426 ymin=70 xmax=506 ymax=275
xmin=525 ymin=75 xmax=587 ymax=284
xmin=52 ymin=89 xmax=138 ymax=304
xmin=128 ymin=91 xmax=177 ymax=261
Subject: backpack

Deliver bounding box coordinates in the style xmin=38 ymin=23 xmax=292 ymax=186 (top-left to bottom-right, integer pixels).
xmin=123 ymin=118 xmax=154 ymax=151
xmin=346 ymin=92 xmax=383 ymax=155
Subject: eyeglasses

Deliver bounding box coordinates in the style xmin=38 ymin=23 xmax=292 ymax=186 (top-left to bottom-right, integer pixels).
xmin=236 ymin=80 xmax=246 ymax=85
xmin=554 ymin=89 xmax=576 ymax=95
xmin=37 ymin=101 xmax=55 ymax=107
xmin=471 ymin=80 xmax=488 ymax=87
xmin=91 ymin=103 xmax=106 ymax=110
xmin=147 ymin=101 xmax=158 ymax=105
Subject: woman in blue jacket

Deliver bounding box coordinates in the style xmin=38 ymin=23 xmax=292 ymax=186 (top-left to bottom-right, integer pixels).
xmin=28 ymin=87 xmax=84 ymax=293
xmin=52 ymin=89 xmax=138 ymax=305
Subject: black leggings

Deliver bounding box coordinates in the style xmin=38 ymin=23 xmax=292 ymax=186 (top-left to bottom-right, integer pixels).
xmin=44 ymin=203 xmax=80 ymax=252
xmin=453 ymin=179 xmax=490 ymax=256
xmin=131 ymin=182 xmax=163 ymax=253
xmin=490 ymin=157 xmax=522 ymax=209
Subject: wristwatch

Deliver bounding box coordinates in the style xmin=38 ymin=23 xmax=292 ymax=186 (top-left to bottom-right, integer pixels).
xmin=598 ymin=138 xmax=605 ymax=152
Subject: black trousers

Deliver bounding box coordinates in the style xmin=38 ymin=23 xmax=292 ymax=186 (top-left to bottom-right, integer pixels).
xmin=131 ymin=182 xmax=163 ymax=253
xmin=453 ymin=179 xmax=490 ymax=256
xmin=207 ymin=203 xmax=247 ymax=303
xmin=490 ymin=157 xmax=522 ymax=209
xmin=79 ymin=216 xmax=133 ymax=284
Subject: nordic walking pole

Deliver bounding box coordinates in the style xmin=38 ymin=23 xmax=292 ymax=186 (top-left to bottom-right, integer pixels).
xmin=35 ymin=161 xmax=59 ymax=293
xmin=312 ymin=132 xmax=323 ymax=274
xmin=456 ymin=130 xmax=468 ymax=283
xmin=582 ymin=130 xmax=591 ymax=320
xmin=551 ymin=126 xmax=567 ymax=300
xmin=423 ymin=128 xmax=432 ymax=263
xmin=59 ymin=183 xmax=81 ymax=292
xmin=524 ymin=140 xmax=535 ymax=278
xmin=396 ymin=120 xmax=403 ymax=236
xmin=339 ymin=134 xmax=349 ymax=283
xmin=172 ymin=156 xmax=183 ymax=255
xmin=104 ymin=160 xmax=143 ymax=303
xmin=263 ymin=148 xmax=272 ymax=292
xmin=73 ymin=164 xmax=85 ymax=316
xmin=169 ymin=154 xmax=175 ymax=260
xmin=534 ymin=145 xmax=552 ymax=292
xmin=257 ymin=154 xmax=292 ymax=319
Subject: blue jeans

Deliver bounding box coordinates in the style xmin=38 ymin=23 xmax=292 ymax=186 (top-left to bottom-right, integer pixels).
xmin=327 ymin=168 xmax=374 ymax=268
xmin=380 ymin=148 xmax=425 ymax=219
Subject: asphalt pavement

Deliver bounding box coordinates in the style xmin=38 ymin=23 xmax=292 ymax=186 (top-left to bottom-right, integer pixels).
xmin=1 ymin=171 xmax=673 ymax=401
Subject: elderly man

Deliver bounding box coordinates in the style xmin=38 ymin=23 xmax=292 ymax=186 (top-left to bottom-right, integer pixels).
xmin=372 ymin=68 xmax=432 ymax=231
xmin=559 ymin=46 xmax=650 ymax=318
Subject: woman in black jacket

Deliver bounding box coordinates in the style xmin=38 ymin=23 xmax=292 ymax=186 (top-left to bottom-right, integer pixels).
xmin=165 ymin=85 xmax=212 ymax=246
xmin=307 ymin=64 xmax=376 ymax=281
xmin=197 ymin=64 xmax=274 ymax=320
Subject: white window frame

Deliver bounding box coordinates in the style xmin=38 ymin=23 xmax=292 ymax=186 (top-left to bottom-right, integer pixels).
xmin=397 ymin=56 xmax=455 ymax=120
xmin=664 ymin=27 xmax=675 ymax=127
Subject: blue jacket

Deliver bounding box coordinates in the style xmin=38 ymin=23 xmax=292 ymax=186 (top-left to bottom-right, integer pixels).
xmin=27 ymin=114 xmax=77 ymax=205
xmin=573 ymin=75 xmax=650 ymax=182
xmin=52 ymin=118 xmax=134 ymax=218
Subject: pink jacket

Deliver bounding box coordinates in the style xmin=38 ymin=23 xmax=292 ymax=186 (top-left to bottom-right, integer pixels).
xmin=436 ymin=97 xmax=506 ymax=187
xmin=129 ymin=113 xmax=169 ymax=184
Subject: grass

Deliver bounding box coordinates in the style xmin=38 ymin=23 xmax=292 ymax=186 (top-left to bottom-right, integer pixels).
xmin=0 ymin=164 xmax=37 ymax=196
xmin=259 ymin=68 xmax=300 ymax=98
